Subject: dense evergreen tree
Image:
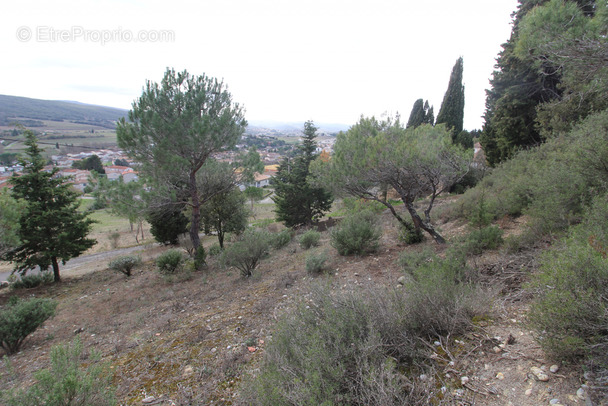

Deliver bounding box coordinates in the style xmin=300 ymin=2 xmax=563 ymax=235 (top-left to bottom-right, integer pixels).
xmin=147 ymin=205 xmax=189 ymax=245
xmin=72 ymin=155 xmax=105 ymax=174
xmin=200 ymin=188 xmax=248 ymax=248
xmin=480 ymin=0 xmax=561 ymax=166
xmin=272 ymin=121 xmax=333 ymax=228
xmin=2 ymin=132 xmax=96 ymax=282
xmin=436 ymin=57 xmax=465 ymax=139
xmin=406 ymin=99 xmax=434 ymax=129
xmin=514 ymin=0 xmax=606 ymax=136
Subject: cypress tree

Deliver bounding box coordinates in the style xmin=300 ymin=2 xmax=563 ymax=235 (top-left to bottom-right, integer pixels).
xmin=406 ymin=99 xmax=425 ymax=129
xmin=436 ymin=57 xmax=465 ymax=139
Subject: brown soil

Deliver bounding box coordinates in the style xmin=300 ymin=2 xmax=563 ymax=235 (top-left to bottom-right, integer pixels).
xmin=0 ymin=202 xmax=592 ymax=405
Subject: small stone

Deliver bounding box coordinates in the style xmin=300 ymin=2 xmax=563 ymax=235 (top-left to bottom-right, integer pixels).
xmin=496 ymin=372 xmax=505 ymax=380
xmin=549 ymin=399 xmax=561 ymax=405
xmin=142 ymin=396 xmax=156 ymax=404
xmin=493 ymin=346 xmax=502 ymax=353
xmin=211 ymin=347 xmax=217 ymax=353
xmin=453 ymin=389 xmax=465 ymax=397
xmin=525 ymin=388 xmax=533 ymax=396
xmin=397 ymin=276 xmax=407 ymax=285
xmin=549 ymin=364 xmax=559 ymax=373
xmin=461 ymin=376 xmax=470 ymax=385
xmin=531 ymin=366 xmax=549 ymax=382
xmin=248 ymin=346 xmax=256 ymax=352
xmin=419 ymin=374 xmax=428 ymax=381
xmin=577 ymin=387 xmax=585 ymax=399
xmin=183 ymin=365 xmax=194 ymax=377
xmin=434 ymin=341 xmax=441 ymax=346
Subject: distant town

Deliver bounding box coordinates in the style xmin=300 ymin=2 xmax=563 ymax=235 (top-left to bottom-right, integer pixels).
xmin=0 ymin=131 xmax=337 ymax=192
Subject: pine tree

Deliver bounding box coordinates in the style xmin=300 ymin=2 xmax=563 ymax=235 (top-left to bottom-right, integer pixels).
xmin=436 ymin=57 xmax=465 ymax=139
xmin=3 ymin=131 xmax=96 ymax=282
xmin=272 ymin=121 xmax=333 ymax=228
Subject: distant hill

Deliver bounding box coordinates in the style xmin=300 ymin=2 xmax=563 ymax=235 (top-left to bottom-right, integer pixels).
xmin=0 ymin=95 xmax=127 ymax=129
xmin=248 ymin=119 xmax=349 ymax=134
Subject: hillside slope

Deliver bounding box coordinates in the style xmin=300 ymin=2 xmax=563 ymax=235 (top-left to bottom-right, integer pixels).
xmin=0 ymin=95 xmax=127 ymax=129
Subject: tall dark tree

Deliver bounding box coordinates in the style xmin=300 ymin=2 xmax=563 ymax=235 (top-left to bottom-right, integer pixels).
xmin=2 ymin=132 xmax=96 ymax=282
xmin=406 ymin=99 xmax=434 ymax=129
xmin=406 ymin=99 xmax=425 ymax=129
xmin=423 ymin=100 xmax=434 ymax=125
xmin=436 ymin=57 xmax=465 ymax=139
xmin=117 ymin=69 xmax=247 ymax=254
xmin=480 ymin=0 xmax=568 ymax=166
xmin=272 ymin=121 xmax=333 ymax=228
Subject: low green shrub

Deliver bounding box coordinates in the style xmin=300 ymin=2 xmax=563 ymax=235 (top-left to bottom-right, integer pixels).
xmin=298 ymin=230 xmax=320 ymax=250
xmin=107 ymin=232 xmax=120 ymax=249
xmin=528 ymin=195 xmax=608 ymax=364
xmin=398 ymin=221 xmax=423 ymax=245
xmin=221 ymin=229 xmax=271 ymax=277
xmin=155 ymin=249 xmax=185 ymax=274
xmin=270 ymin=229 xmax=292 ymax=250
xmin=331 ymin=210 xmax=381 ymax=255
xmin=247 ymin=277 xmax=486 ymax=406
xmin=462 ymin=225 xmax=503 ymax=255
xmin=208 ymin=243 xmax=222 ymax=257
xmin=1 ymin=338 xmax=116 ymax=405
xmin=403 ymin=249 xmax=488 ymax=337
xmin=305 ymin=250 xmax=329 ymax=275
xmin=193 ymin=247 xmax=206 ymax=270
xmin=10 ymin=272 xmax=54 ymax=289
xmin=0 ymin=297 xmax=57 ymax=354
xmin=108 ymin=255 xmax=141 ymax=277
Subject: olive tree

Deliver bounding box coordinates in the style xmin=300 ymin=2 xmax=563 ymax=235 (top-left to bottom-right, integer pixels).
xmin=117 ymin=69 xmax=247 ymax=253
xmin=314 ymin=116 xmax=470 ymax=243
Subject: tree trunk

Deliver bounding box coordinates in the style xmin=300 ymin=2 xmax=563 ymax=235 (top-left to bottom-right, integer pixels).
xmin=189 ymin=171 xmax=202 ymax=253
xmin=218 ymin=222 xmax=224 ymax=249
xmin=404 ymin=200 xmax=446 ymax=244
xmin=51 ymin=256 xmax=61 ymax=282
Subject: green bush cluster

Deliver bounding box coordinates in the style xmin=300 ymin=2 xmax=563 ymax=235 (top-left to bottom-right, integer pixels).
xmin=9 ymin=272 xmax=54 ymax=289
xmin=1 ymin=338 xmax=116 ymax=405
xmin=108 ymin=255 xmax=141 ymax=277
xmin=305 ymin=250 xmax=329 ymax=275
xmin=221 ymin=229 xmax=271 ymax=277
xmin=398 ymin=221 xmax=424 ymax=245
xmin=399 ymin=249 xmax=487 ymax=337
xmin=331 ymin=210 xmax=381 ymax=255
xmin=462 ymin=225 xmax=503 ymax=255
xmin=270 ymin=229 xmax=292 ymax=250
xmin=155 ymin=249 xmax=185 ymax=274
xmin=458 ymin=110 xmax=608 ymax=236
xmin=528 ymin=195 xmax=608 ymax=364
xmin=207 ymin=243 xmax=222 ymax=256
xmin=298 ymin=230 xmax=320 ymax=250
xmin=0 ymin=297 xmax=57 ymax=354
xmin=249 ymin=270 xmax=489 ymax=405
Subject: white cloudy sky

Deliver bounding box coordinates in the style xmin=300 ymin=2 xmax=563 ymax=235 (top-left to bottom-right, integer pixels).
xmin=1 ymin=0 xmax=518 ymax=130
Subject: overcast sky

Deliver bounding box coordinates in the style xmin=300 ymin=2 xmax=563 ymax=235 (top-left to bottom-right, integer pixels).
xmin=2 ymin=0 xmax=518 ymax=130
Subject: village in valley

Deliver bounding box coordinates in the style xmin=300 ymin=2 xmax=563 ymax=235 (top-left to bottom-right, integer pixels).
xmin=0 ymin=131 xmax=338 ymax=192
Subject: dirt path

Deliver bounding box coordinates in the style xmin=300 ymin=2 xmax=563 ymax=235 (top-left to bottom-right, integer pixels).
xmin=0 ymin=243 xmax=167 ymax=281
